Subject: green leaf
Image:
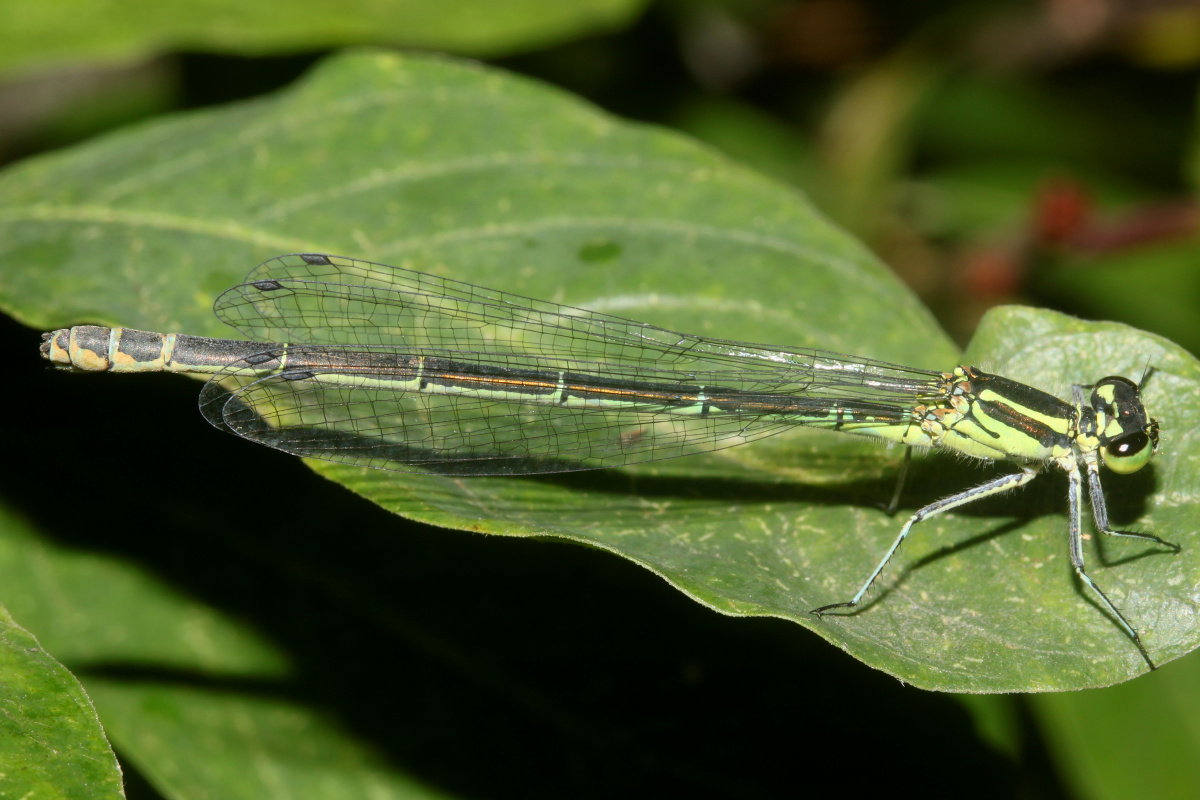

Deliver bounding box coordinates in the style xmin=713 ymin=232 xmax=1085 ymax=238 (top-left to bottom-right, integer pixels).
xmin=319 ymin=305 xmax=1200 ymax=691
xmin=86 ymin=682 xmax=461 ymax=800
xmin=2 ymin=0 xmax=647 ymax=78
xmin=0 ymin=599 xmax=123 ymax=799
xmin=2 ymin=50 xmax=1198 ymax=694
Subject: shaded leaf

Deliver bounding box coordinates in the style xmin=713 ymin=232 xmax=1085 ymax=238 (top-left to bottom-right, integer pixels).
xmin=0 ymin=505 xmax=456 ymax=800
xmin=88 ymin=680 xmax=460 ymax=800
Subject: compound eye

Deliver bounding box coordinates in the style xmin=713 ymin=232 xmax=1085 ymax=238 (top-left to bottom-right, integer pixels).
xmin=1101 ymin=431 xmax=1153 ymax=474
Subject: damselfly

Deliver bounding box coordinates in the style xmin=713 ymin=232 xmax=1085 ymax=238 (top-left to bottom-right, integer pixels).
xmin=41 ymin=253 xmax=1174 ymax=661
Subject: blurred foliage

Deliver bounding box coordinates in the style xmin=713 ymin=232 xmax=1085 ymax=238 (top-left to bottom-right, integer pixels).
xmin=4 ymin=1 xmax=1200 ymax=799
xmin=0 ymin=0 xmax=648 ymax=77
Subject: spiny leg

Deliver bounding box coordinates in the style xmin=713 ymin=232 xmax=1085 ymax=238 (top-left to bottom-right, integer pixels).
xmin=811 ymin=466 xmax=1041 ymax=616
xmin=1085 ymin=461 xmax=1178 ymax=550
xmin=1066 ymin=465 xmax=1155 ymax=667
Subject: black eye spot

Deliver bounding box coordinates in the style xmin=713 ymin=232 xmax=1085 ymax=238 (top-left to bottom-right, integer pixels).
xmin=1112 ymin=432 xmax=1149 ymax=457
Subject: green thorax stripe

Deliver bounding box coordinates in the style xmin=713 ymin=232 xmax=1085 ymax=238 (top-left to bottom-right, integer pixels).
xmin=953 ymin=367 xmax=1077 ymax=452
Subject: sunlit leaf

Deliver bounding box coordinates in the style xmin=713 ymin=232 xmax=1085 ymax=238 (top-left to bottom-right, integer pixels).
xmin=3 ymin=51 xmax=1198 ymax=702
xmin=0 ymin=600 xmax=123 ymax=799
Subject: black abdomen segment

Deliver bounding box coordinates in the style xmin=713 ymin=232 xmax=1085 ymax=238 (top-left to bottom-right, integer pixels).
xmin=41 ymin=325 xmax=280 ymax=374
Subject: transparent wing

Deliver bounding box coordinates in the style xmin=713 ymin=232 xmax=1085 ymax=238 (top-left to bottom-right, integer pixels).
xmin=214 ymin=253 xmax=943 ymax=393
xmin=202 ymin=254 xmax=949 ymax=475
xmin=197 ymin=345 xmax=935 ymax=476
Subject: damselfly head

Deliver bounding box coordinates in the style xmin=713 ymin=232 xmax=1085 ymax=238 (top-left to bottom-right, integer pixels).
xmin=1091 ymin=375 xmax=1158 ymax=474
